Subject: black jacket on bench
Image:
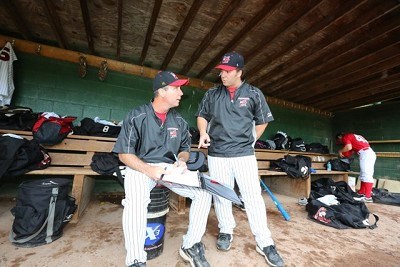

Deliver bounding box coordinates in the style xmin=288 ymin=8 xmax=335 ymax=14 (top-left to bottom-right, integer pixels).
xmin=0 ymin=135 xmax=48 ymax=179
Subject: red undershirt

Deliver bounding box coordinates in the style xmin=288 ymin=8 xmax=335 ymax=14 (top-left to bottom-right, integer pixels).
xmin=227 ymin=86 xmax=237 ymax=100
xmin=154 ymin=111 xmax=167 ymax=124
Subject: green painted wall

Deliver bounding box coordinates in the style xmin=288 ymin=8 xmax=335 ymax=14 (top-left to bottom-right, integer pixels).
xmin=332 ymin=102 xmax=400 ymax=180
xmin=14 ymin=53 xmax=400 ymax=192
xmin=12 ymin=53 xmax=333 ymax=145
xmin=12 ymin=53 xmax=206 ymax=125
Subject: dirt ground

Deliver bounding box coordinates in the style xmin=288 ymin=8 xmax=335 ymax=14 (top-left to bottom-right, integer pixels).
xmin=1 ymin=192 xmax=399 ymax=267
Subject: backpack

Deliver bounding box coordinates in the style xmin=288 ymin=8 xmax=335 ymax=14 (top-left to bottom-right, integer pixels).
xmin=371 ymin=188 xmax=400 ymax=206
xmin=325 ymin=158 xmax=353 ymax=171
xmin=33 ymin=112 xmax=76 ymax=145
xmin=187 ymin=151 xmax=208 ymax=172
xmin=0 ymin=105 xmax=40 ymax=131
xmin=9 ymin=178 xmax=77 ymax=247
xmin=270 ymin=155 xmax=311 ymax=179
xmin=306 ymin=178 xmax=378 ymax=229
xmin=306 ymin=143 xmax=330 ymax=154
xmin=291 ymin=138 xmax=306 ymax=152
xmin=255 ymin=140 xmax=276 ymax=150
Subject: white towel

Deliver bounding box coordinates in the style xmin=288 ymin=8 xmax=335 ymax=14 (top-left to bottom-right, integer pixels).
xmin=317 ymin=194 xmax=340 ymax=206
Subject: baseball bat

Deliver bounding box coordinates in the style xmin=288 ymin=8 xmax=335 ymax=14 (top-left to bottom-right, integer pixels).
xmin=259 ymin=179 xmax=291 ymax=221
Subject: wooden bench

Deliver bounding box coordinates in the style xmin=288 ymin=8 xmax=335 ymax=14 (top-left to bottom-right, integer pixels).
xmin=1 ymin=129 xmax=191 ymax=218
xmin=256 ymin=149 xmax=350 ymax=198
xmin=1 ymin=129 xmax=117 ymax=223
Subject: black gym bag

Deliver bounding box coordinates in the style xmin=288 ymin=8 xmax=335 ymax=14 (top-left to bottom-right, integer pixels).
xmin=372 ymin=188 xmax=400 ymax=206
xmin=306 ymin=178 xmax=378 ymax=229
xmin=9 ymin=178 xmax=77 ymax=247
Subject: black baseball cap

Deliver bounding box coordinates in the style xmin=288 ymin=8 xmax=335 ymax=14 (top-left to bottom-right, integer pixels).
xmin=153 ymin=71 xmax=189 ymax=91
xmin=215 ymin=51 xmax=244 ymax=71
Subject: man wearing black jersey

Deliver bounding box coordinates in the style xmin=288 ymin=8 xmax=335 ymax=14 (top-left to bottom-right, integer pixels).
xmin=196 ymin=52 xmax=284 ymax=267
xmin=114 ymin=71 xmax=212 ymax=267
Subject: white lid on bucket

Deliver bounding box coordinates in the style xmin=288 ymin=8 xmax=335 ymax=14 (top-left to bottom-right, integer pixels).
xmin=147 ymin=208 xmax=169 ymax=219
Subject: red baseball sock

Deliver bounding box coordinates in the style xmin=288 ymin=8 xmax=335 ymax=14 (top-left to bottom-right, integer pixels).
xmin=358 ymin=181 xmax=366 ymax=195
xmin=364 ymin=182 xmax=374 ymax=198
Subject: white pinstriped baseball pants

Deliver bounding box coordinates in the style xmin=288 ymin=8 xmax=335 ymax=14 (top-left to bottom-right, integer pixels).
xmin=358 ymin=148 xmax=376 ymax=183
xmin=208 ymin=155 xmax=274 ymax=248
xmin=122 ymin=163 xmax=212 ymax=266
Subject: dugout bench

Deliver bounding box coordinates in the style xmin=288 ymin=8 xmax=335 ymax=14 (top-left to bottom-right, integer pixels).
xmin=0 ymin=129 xmax=352 ymax=218
xmin=255 ymin=149 xmax=350 ymax=198
xmin=0 ymin=129 xmax=117 ymax=224
xmin=0 ymin=129 xmax=191 ymax=221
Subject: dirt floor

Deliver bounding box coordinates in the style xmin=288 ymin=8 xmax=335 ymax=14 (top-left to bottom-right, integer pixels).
xmin=1 ymin=192 xmax=399 ymax=267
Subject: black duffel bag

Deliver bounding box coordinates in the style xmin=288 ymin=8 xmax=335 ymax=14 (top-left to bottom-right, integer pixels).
xmin=9 ymin=178 xmax=77 ymax=247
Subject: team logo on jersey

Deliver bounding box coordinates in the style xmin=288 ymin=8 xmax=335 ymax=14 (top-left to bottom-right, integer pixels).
xmin=0 ymin=46 xmax=11 ymax=61
xmin=238 ymin=97 xmax=249 ymax=107
xmin=168 ymin=127 xmax=178 ymax=138
xmin=145 ymin=223 xmax=165 ymax=246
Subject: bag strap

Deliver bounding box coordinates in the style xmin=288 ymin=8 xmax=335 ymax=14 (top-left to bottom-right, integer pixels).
xmin=9 ymin=187 xmax=58 ymax=244
xmin=115 ymin=166 xmax=124 ymax=189
xmin=45 ymin=187 xmax=58 ymax=243
xmin=367 ymin=213 xmax=379 ymax=229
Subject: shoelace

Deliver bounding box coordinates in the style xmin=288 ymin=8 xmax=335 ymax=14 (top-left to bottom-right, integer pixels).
xmin=132 ymin=260 xmax=143 ymax=267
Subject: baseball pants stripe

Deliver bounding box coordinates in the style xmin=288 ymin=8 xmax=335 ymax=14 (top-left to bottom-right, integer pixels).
xmin=208 ymin=155 xmax=274 ymax=248
xmin=122 ymin=164 xmax=211 ymax=265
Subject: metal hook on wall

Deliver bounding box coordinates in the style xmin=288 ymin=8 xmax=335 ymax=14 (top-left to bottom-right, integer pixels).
xmin=98 ymin=60 xmax=108 ymax=81
xmin=78 ymin=56 xmax=87 ymax=78
xmin=36 ymin=45 xmax=41 ymax=55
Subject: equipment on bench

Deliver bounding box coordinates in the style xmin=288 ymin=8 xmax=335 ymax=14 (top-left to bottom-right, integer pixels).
xmin=90 ymin=152 xmax=125 ymax=188
xmin=324 ymin=157 xmax=354 ymax=171
xmin=32 ymin=112 xmax=76 ymax=145
xmin=0 ymin=134 xmax=50 ymax=180
xmin=270 ymin=154 xmax=311 ymax=179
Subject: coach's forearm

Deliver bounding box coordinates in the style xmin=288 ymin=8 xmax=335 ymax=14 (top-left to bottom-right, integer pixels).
xmin=197 ymin=117 xmax=208 ymax=134
xmin=255 ymin=123 xmax=268 ymax=140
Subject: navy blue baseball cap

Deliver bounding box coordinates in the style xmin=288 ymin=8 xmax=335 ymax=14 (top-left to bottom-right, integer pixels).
xmin=215 ymin=51 xmax=244 ymax=71
xmin=153 ymin=71 xmax=189 ymax=91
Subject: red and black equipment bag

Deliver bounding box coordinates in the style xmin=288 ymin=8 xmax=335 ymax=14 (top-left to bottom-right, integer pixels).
xmin=32 ymin=114 xmax=76 ymax=145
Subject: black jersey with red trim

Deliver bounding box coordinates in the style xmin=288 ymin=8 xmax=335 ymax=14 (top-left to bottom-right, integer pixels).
xmin=196 ymin=82 xmax=274 ymax=157
xmin=113 ymin=102 xmax=191 ymax=163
